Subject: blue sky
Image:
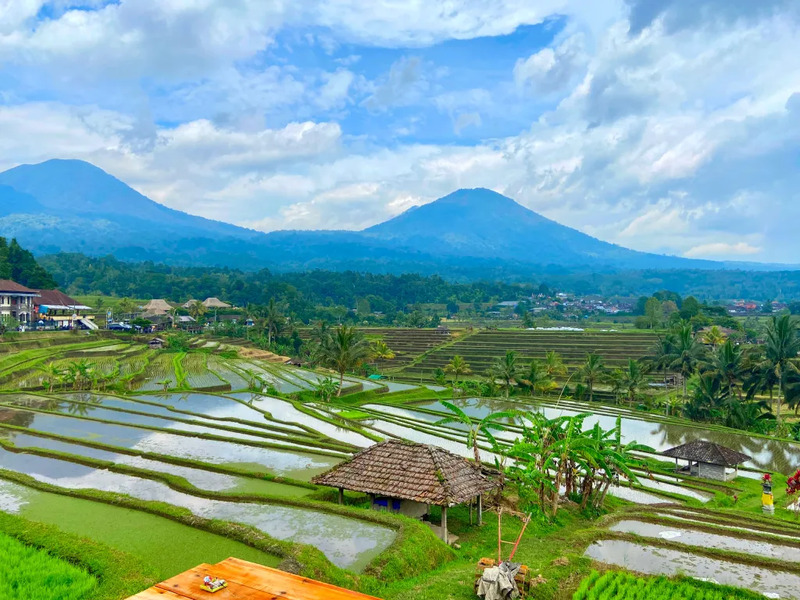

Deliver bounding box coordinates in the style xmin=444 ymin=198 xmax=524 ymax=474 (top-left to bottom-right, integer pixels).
xmin=0 ymin=0 xmax=799 ymax=262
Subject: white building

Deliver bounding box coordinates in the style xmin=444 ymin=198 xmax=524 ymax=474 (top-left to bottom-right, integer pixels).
xmin=0 ymin=280 xmax=39 ymax=324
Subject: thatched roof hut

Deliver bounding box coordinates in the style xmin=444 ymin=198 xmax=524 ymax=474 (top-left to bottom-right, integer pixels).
xmin=142 ymin=299 xmax=174 ymax=314
xmin=662 ymin=440 xmax=750 ymax=481
xmin=312 ymin=439 xmax=501 ymax=543
xmin=202 ymin=297 xmax=231 ymax=309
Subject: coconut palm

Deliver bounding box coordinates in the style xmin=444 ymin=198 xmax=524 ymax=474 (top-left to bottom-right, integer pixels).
xmin=669 ymin=323 xmax=705 ymax=398
xmin=370 ymin=340 xmax=396 ymax=361
xmin=318 ymin=325 xmax=370 ymax=396
xmin=622 ymin=359 xmax=646 ymax=407
xmin=264 ymin=298 xmax=284 ymax=346
xmin=187 ymin=300 xmax=207 ymax=323
xmin=702 ymin=325 xmax=727 ymax=349
xmin=435 ymin=401 xmax=516 ymax=463
xmin=488 ymin=350 xmax=520 ymax=399
xmin=544 ymin=351 xmax=567 ymax=380
xmin=444 ymin=355 xmax=472 ymax=396
xmin=645 ymin=333 xmax=677 ymax=388
xmin=521 ymin=359 xmax=552 ymax=396
xmin=702 ymin=339 xmax=745 ymax=401
xmin=579 ymin=353 xmax=605 ymax=402
xmin=761 ymin=314 xmax=800 ymax=425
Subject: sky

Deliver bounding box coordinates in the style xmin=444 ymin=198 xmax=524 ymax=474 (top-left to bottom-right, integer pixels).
xmin=0 ymin=0 xmax=799 ymax=262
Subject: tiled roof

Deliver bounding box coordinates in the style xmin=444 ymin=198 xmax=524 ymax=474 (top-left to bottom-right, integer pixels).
xmin=0 ymin=280 xmax=37 ymax=294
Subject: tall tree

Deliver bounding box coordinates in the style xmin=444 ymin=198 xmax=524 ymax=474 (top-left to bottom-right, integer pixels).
xmin=488 ymin=350 xmax=520 ymax=399
xmin=444 ymin=355 xmax=472 ymax=395
xmin=579 ymin=353 xmax=605 ymax=402
xmin=544 ymin=351 xmax=567 ymax=380
xmin=521 ymin=359 xmax=552 ymax=396
xmin=644 ymin=297 xmax=663 ymax=329
xmin=762 ymin=314 xmax=800 ymax=425
xmin=622 ymin=359 xmax=646 ymax=407
xmin=318 ymin=325 xmax=370 ymax=395
xmin=645 ymin=333 xmax=677 ymax=387
xmin=670 ymin=323 xmax=705 ymax=398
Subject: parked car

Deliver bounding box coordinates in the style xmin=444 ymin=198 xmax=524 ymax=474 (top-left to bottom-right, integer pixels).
xmin=108 ymin=322 xmax=132 ymax=331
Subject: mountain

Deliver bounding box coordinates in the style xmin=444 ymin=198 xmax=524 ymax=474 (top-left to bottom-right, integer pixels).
xmin=364 ymin=188 xmax=709 ymax=269
xmin=0 ymin=159 xmax=787 ymax=279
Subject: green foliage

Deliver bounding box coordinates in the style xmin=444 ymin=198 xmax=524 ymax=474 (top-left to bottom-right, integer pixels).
xmin=0 ymin=236 xmax=57 ymax=288
xmin=573 ymin=570 xmax=765 ymax=600
xmin=0 ymin=511 xmax=156 ymax=600
xmin=0 ymin=530 xmax=97 ymax=600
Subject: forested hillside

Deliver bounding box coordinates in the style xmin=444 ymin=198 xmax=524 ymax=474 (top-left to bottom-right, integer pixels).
xmin=0 ymin=237 xmax=56 ymax=288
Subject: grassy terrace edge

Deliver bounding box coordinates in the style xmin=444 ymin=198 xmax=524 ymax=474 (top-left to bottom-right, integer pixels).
xmin=0 ymin=510 xmax=157 ymax=600
xmin=0 ymin=466 xmax=455 ymax=592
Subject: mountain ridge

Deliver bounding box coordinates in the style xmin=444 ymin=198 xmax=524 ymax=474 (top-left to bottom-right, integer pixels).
xmin=0 ymin=158 xmax=791 ymax=276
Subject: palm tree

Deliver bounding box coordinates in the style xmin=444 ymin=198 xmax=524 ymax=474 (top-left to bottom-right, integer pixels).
xmin=318 ymin=325 xmax=370 ymax=396
xmin=622 ymin=359 xmax=646 ymax=407
xmin=670 ymin=323 xmax=705 ymax=398
xmin=187 ymin=300 xmax=208 ymax=323
xmin=702 ymin=325 xmax=726 ymax=349
xmin=703 ymin=339 xmax=745 ymax=401
xmin=544 ymin=351 xmax=567 ymax=380
xmin=488 ymin=351 xmax=520 ymax=399
xmin=645 ymin=333 xmax=677 ymax=387
xmin=435 ymin=401 xmax=515 ymax=463
xmin=579 ymin=353 xmax=605 ymax=402
xmin=762 ymin=314 xmax=800 ymax=425
xmin=444 ymin=355 xmax=471 ymax=396
xmin=265 ymin=299 xmax=284 ymax=346
xmin=606 ymin=368 xmax=625 ymax=404
xmin=521 ymin=359 xmax=552 ymax=396
xmin=370 ymin=340 xmax=396 ymax=361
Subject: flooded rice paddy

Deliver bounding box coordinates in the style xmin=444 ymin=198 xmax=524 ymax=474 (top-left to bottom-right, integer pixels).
xmin=410 ymin=397 xmax=800 ymax=473
xmin=0 ymin=444 xmax=393 ymax=570
xmin=585 ymin=539 xmax=800 ymax=598
xmin=610 ymin=519 xmax=800 ymax=562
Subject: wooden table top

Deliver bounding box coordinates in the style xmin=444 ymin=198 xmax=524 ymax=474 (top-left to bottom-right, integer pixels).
xmin=126 ymin=557 xmax=384 ymax=600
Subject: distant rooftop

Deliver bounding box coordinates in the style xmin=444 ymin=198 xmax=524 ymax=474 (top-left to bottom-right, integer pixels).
xmin=0 ymin=280 xmax=37 ymax=294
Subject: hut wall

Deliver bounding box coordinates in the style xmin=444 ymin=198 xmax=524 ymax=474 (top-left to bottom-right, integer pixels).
xmin=697 ymin=462 xmax=726 ymax=481
xmin=398 ymin=500 xmax=428 ymax=519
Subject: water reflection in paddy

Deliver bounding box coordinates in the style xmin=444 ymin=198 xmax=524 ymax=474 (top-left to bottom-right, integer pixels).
xmin=229 ymin=393 xmax=375 ymax=447
xmin=413 ymin=398 xmax=800 ymax=473
xmin=0 ymin=449 xmax=393 ymax=571
xmin=585 ymin=539 xmax=800 ymax=598
xmin=611 ymin=519 xmax=800 ymax=562
xmin=0 ymin=407 xmax=342 ymax=480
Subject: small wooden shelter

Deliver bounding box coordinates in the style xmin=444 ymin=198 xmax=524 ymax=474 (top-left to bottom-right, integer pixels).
xmin=148 ymin=337 xmax=165 ymax=349
xmin=312 ymin=439 xmax=501 ymax=543
xmin=125 ymin=557 xmax=383 ymax=599
xmin=662 ymin=440 xmax=750 ymax=481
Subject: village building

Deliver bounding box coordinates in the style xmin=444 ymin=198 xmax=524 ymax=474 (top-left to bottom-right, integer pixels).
xmin=202 ymin=297 xmax=231 ymax=309
xmin=312 ymin=439 xmax=501 ymax=544
xmin=0 ymin=280 xmax=38 ymax=324
xmin=148 ymin=337 xmax=166 ymax=350
xmin=662 ymin=440 xmax=750 ymax=482
xmin=142 ymin=299 xmax=174 ymax=315
xmin=34 ymin=289 xmax=94 ymax=329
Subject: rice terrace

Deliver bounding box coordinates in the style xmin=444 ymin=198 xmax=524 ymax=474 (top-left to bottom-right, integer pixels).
xmin=2 ymin=314 xmax=800 ymax=599
xmin=1 ymin=3 xmax=799 ymax=598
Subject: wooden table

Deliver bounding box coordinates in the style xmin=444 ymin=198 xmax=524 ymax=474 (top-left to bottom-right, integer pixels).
xmin=127 ymin=557 xmax=383 ymax=600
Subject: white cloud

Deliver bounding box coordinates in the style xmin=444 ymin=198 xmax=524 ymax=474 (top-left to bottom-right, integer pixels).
xmin=684 ymin=242 xmax=762 ymax=259
xmin=514 ymin=34 xmax=588 ymax=94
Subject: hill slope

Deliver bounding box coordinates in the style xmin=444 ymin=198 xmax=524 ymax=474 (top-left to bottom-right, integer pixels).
xmin=364 ymin=188 xmax=706 ymax=269
xmin=0 ymin=159 xmax=764 ymax=276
